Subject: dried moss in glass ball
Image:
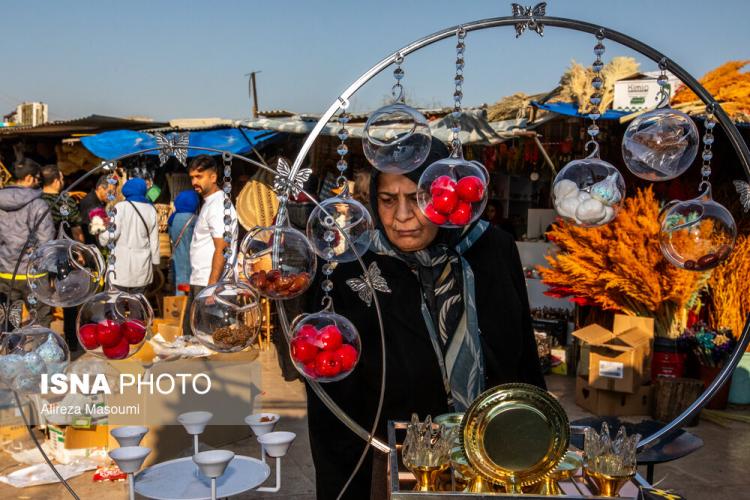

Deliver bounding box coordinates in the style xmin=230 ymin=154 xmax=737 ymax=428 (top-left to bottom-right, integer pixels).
xmin=190 ymin=281 xmax=261 ymax=353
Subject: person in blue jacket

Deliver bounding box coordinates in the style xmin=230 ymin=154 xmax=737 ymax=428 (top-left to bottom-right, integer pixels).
xmin=168 ymin=190 xmax=200 ymax=295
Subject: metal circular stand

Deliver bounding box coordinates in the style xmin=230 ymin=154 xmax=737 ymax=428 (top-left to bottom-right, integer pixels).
xmin=284 ymin=11 xmax=750 ymax=453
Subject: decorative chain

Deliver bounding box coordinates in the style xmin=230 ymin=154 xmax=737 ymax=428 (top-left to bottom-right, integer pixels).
xmin=451 ymin=26 xmax=467 ymax=152
xmin=392 ymin=53 xmax=405 ymax=103
xmin=221 ymin=152 xmax=234 ymax=271
xmin=586 ymin=29 xmax=606 ymax=154
xmin=701 ymin=103 xmax=717 ymax=186
xmin=336 ymin=109 xmax=350 ymax=193
xmin=104 ymin=172 xmax=118 ymax=285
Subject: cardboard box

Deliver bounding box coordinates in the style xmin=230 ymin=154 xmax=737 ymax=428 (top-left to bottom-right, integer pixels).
xmin=575 ymin=376 xmax=652 ymax=417
xmin=48 ymin=424 xmax=110 ymax=449
xmin=573 ymin=315 xmax=654 ymax=394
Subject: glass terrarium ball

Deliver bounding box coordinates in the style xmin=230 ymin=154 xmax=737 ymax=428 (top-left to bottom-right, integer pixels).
xmin=306 ymin=197 xmax=373 ymax=263
xmin=76 ymin=290 xmax=153 ymax=360
xmin=362 ymin=103 xmax=432 ymax=174
xmin=190 ymin=281 xmax=261 ymax=353
xmin=0 ymin=325 xmax=70 ymax=394
xmin=289 ymin=311 xmax=361 ymax=382
xmin=417 ymin=156 xmax=488 ymax=227
xmin=241 ymin=225 xmax=316 ymax=300
xmin=552 ymin=158 xmax=626 ymax=227
xmin=622 ymin=109 xmax=699 ymax=181
xmin=27 ymin=239 xmax=103 ymax=307
xmin=659 ymin=197 xmax=736 ymax=271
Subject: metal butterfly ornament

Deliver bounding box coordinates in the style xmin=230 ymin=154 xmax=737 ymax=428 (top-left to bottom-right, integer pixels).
xmin=273 ymin=157 xmax=312 ymax=198
xmin=154 ymin=132 xmax=189 ymax=167
xmin=346 ymin=262 xmax=391 ymax=307
xmin=511 ymin=2 xmax=547 ymax=38
xmin=734 ymin=180 xmax=750 ymax=212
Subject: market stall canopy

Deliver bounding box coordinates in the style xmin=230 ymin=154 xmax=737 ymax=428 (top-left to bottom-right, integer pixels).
xmin=0 ymin=114 xmax=168 ymax=139
xmin=80 ymin=127 xmax=277 ymax=160
xmin=531 ymin=101 xmax=628 ymax=120
xmin=243 ymin=108 xmax=522 ymax=145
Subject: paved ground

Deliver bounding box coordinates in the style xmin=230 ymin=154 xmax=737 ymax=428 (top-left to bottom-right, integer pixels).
xmin=0 ymin=346 xmax=748 ymax=499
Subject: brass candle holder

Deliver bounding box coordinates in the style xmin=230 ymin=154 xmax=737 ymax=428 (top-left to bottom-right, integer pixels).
xmin=402 ymin=414 xmax=455 ymax=492
xmin=583 ymin=422 xmax=641 ymax=497
xmin=535 ymin=451 xmax=582 ymax=495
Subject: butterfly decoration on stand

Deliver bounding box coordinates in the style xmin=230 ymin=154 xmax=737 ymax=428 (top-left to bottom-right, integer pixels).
xmin=733 ymin=180 xmax=750 ymax=213
xmin=511 ymin=2 xmax=547 ymax=38
xmin=153 ymin=132 xmax=189 ymax=167
xmin=346 ymin=262 xmax=391 ymax=307
xmin=273 ymin=157 xmax=312 ymax=198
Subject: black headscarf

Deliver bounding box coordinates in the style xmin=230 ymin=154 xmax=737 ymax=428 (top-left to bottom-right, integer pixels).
xmin=367 ymin=137 xmax=489 ymax=410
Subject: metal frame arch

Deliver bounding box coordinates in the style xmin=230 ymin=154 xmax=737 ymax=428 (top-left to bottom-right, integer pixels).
xmin=286 ymin=13 xmax=750 ymax=452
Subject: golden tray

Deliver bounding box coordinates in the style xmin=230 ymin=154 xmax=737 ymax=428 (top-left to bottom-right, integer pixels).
xmin=460 ymin=383 xmax=570 ymax=492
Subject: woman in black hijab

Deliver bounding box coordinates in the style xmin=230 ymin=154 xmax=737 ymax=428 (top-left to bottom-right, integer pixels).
xmin=305 ymin=139 xmax=544 ymax=499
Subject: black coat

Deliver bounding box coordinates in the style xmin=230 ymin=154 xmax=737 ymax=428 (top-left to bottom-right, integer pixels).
xmin=305 ymin=226 xmax=545 ymax=499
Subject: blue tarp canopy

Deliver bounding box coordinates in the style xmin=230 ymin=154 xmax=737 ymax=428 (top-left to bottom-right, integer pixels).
xmin=81 ymin=127 xmax=277 ymax=160
xmin=531 ymin=101 xmax=628 ymax=120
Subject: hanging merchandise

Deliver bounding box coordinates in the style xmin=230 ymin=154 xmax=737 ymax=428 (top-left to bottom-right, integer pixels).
xmin=241 ymin=224 xmax=316 ymax=300
xmin=418 ymin=27 xmax=489 ymax=227
xmin=289 ymin=309 xmax=361 ymax=382
xmin=27 ymin=222 xmax=104 ymax=308
xmin=659 ymin=104 xmax=737 ymax=271
xmin=190 ymin=153 xmax=262 ymax=352
xmin=75 ymin=173 xmax=152 ymax=360
xmin=622 ymin=58 xmax=700 ymax=181
xmin=362 ymin=54 xmax=432 ymax=174
xmin=0 ymin=324 xmax=69 ymax=394
xmin=552 ymin=31 xmax=626 ymax=227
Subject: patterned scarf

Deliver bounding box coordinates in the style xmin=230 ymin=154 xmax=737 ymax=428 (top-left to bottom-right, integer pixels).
xmin=370 ymin=220 xmax=489 ymax=411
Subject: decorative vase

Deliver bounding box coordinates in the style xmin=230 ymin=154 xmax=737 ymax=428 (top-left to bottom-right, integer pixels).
xmin=698 ymin=363 xmax=731 ymax=410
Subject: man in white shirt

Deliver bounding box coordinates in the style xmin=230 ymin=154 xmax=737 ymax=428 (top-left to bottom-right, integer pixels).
xmin=185 ymin=155 xmax=237 ymax=331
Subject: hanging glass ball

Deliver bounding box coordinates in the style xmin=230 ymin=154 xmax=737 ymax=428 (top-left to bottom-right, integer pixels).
xmin=240 ymin=225 xmax=316 ymax=300
xmin=622 ymin=109 xmax=700 ymax=181
xmin=289 ymin=311 xmax=361 ymax=382
xmin=362 ymin=103 xmax=432 ymax=174
xmin=190 ymin=281 xmax=261 ymax=353
xmin=0 ymin=325 xmax=69 ymax=394
xmin=27 ymin=239 xmax=103 ymax=307
xmin=307 ymin=197 xmax=373 ymax=263
xmin=552 ymin=158 xmax=626 ymax=227
xmin=659 ymin=187 xmax=737 ymax=271
xmin=417 ymin=154 xmax=488 ymax=227
xmin=76 ymin=290 xmax=153 ymax=360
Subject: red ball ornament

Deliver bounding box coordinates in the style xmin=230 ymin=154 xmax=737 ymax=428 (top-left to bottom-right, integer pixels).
xmin=102 ymin=336 xmax=130 ymax=360
xmin=456 ymin=176 xmax=485 ymax=203
xmin=122 ymin=320 xmax=146 ymax=345
xmin=317 ymin=325 xmax=343 ymax=352
xmin=431 ymin=176 xmax=457 ymax=196
xmin=97 ymin=320 xmax=122 ymax=348
xmin=315 ymin=351 xmax=342 ymax=378
xmin=449 ymin=201 xmax=472 ymax=226
xmin=335 ymin=344 xmax=358 ymax=372
xmin=79 ymin=323 xmax=100 ymax=350
xmin=424 ymin=203 xmax=448 ymax=225
xmin=432 ymin=190 xmax=458 ymax=215
xmin=297 ymin=324 xmax=318 ymax=340
xmin=291 ymin=337 xmax=319 ymax=364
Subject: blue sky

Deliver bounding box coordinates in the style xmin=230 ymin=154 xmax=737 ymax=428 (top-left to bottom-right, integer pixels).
xmin=2 ymin=0 xmax=748 ymax=121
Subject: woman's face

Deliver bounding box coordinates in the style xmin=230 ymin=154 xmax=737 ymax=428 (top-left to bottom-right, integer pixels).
xmin=377 ymin=173 xmax=439 ymax=252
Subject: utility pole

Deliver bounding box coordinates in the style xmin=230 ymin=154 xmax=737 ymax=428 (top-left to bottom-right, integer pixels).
xmin=245 ymin=71 xmax=261 ymax=118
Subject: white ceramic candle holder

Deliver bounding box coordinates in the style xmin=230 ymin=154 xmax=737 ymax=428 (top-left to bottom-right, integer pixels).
xmin=110 ymin=426 xmax=148 ymax=447
xmin=193 ymin=450 xmax=235 ymax=500
xmin=257 ymin=431 xmax=296 ymax=458
xmin=244 ymin=413 xmax=280 ymax=437
xmin=178 ymin=411 xmax=213 ymax=455
xmin=109 ymin=446 xmax=151 ymax=500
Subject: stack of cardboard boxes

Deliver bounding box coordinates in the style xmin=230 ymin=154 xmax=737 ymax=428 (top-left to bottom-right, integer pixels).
xmin=574 ymin=315 xmax=654 ymax=416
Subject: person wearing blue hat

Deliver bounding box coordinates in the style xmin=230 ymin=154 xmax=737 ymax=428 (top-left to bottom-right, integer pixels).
xmin=168 ymin=190 xmax=200 ymax=296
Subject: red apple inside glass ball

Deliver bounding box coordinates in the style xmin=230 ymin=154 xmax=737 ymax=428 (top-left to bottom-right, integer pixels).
xmin=449 ymin=201 xmax=472 ymax=226
xmin=456 ymin=176 xmax=485 ymax=203
xmin=79 ymin=324 xmax=100 ymax=350
xmin=122 ymin=320 xmax=146 ymax=345
xmin=424 ymin=203 xmax=448 ymax=225
xmin=431 ymin=176 xmax=457 ymax=196
xmin=317 ymin=325 xmax=343 ymax=352
xmin=315 ymin=351 xmax=342 ymax=378
xmin=291 ymin=337 xmax=319 ymax=364
xmin=102 ymin=336 xmax=130 ymax=360
xmin=96 ymin=320 xmax=122 ymax=348
xmin=431 ymin=190 xmax=458 ymax=215
xmin=335 ymin=344 xmax=358 ymax=372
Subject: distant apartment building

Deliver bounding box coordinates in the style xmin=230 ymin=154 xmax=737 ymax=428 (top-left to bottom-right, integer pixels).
xmin=15 ymin=102 xmax=49 ymax=126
